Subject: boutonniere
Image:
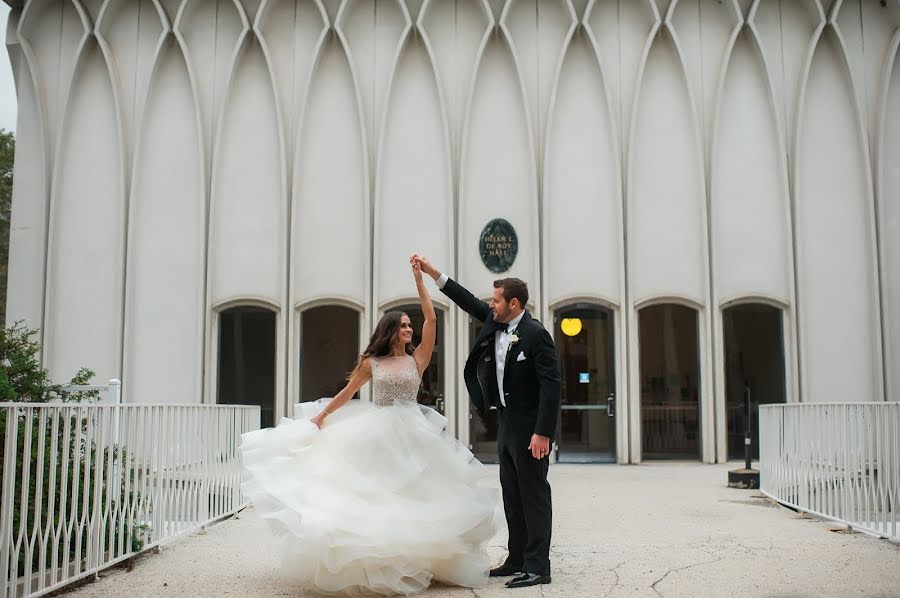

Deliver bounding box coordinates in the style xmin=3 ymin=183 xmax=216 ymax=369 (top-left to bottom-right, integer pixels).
xmin=508 ymin=332 xmax=520 ymax=345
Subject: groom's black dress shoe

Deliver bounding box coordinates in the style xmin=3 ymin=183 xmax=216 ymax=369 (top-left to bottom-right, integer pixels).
xmin=505 ymin=573 xmax=551 ymax=588
xmin=489 ymin=563 xmax=523 ymax=577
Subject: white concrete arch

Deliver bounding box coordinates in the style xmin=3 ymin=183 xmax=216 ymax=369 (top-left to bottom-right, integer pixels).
xmin=542 ymin=26 xmax=622 ymax=315
xmin=336 ymin=0 xmax=408 ymax=181
xmin=379 ymin=296 xmax=450 ymax=313
xmin=858 ymin=0 xmax=900 ymax=160
xmin=5 ymin=6 xmax=50 ymax=336
xmin=708 ymin=3 xmax=798 ymax=459
xmin=826 ymin=1 xmax=888 ymax=408
xmin=744 ymin=0 xmax=801 ymax=401
xmin=175 ymin=0 xmax=247 ymax=175
xmin=254 ymin=0 xmax=328 ymax=178
xmin=123 ymin=31 xmax=205 ymax=406
xmin=719 ymin=294 xmax=790 ymax=312
xmin=295 ymin=297 xmax=366 ymax=314
xmin=793 ymin=16 xmax=884 ymax=405
xmin=501 ymin=0 xmax=575 ymax=163
xmin=709 ymin=3 xmax=793 ymax=304
xmin=94 ymin=0 xmax=170 ymax=179
xmin=458 ymin=3 xmax=539 ymax=304
xmin=626 ymin=24 xmax=707 ymax=306
xmin=418 ymin=0 xmax=492 ymax=175
xmin=207 ymin=29 xmax=285 ymax=308
xmin=43 ymin=0 xmax=127 ymax=384
xmin=290 ymin=29 xmax=369 ymax=310
xmin=876 ymin=25 xmax=900 ymax=401
xmin=373 ymin=25 xmax=453 ymax=311
xmin=18 ymin=0 xmax=86 ymax=172
xmin=549 ymin=294 xmax=620 ymax=313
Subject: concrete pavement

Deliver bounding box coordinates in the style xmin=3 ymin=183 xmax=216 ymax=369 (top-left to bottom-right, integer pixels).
xmin=65 ymin=464 xmax=900 ymax=597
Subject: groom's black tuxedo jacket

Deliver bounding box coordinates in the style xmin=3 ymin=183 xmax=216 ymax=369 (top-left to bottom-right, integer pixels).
xmin=441 ymin=277 xmax=561 ymax=439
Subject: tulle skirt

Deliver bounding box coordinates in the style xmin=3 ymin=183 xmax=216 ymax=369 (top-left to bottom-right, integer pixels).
xmin=239 ymin=399 xmax=503 ymax=596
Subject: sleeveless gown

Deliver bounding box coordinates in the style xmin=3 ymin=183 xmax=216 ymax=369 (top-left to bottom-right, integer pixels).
xmin=239 ymin=354 xmax=503 ymax=596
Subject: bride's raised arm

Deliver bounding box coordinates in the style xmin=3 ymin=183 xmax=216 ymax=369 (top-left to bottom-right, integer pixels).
xmin=412 ymin=261 xmax=436 ymax=376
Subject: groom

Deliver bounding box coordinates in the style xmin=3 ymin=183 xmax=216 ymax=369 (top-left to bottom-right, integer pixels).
xmin=411 ymin=255 xmax=560 ymax=589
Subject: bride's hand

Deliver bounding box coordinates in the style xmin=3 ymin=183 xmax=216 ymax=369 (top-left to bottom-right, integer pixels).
xmin=310 ymin=412 xmax=327 ymax=429
xmin=412 ymin=260 xmax=424 ymax=280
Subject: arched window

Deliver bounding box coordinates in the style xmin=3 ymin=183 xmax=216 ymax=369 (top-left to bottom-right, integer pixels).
xmin=723 ymin=303 xmax=786 ymax=460
xmin=217 ymin=306 xmax=277 ymax=428
xmin=299 ymin=305 xmax=361 ymax=403
xmin=639 ymin=303 xmax=701 ymax=460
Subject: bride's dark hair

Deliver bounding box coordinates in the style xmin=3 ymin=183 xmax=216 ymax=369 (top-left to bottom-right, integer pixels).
xmin=350 ymin=311 xmax=414 ymax=377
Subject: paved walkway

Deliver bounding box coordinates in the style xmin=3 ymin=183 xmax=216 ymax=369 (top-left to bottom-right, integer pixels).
xmin=66 ymin=464 xmax=899 ymax=597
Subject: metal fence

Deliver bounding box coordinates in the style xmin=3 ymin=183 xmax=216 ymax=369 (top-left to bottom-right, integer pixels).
xmin=0 ymin=401 xmax=260 ymax=597
xmin=759 ymin=403 xmax=899 ymax=542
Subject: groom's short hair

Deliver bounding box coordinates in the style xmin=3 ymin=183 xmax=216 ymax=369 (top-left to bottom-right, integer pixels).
xmin=494 ymin=278 xmax=528 ymax=308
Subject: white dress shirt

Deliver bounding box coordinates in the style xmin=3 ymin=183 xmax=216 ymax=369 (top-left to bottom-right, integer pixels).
xmin=436 ymin=273 xmax=523 ymax=407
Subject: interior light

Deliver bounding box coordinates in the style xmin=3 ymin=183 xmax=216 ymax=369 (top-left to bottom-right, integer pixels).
xmin=560 ymin=318 xmax=582 ymax=337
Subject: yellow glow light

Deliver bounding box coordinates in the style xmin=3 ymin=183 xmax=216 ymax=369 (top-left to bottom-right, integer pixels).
xmin=560 ymin=318 xmax=582 ymax=337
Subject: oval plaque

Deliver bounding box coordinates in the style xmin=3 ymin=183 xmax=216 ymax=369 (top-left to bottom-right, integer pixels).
xmin=479 ymin=218 xmax=518 ymax=273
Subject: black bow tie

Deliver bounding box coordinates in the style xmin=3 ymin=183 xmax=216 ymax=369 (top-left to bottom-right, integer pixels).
xmin=501 ymin=323 xmax=513 ymax=333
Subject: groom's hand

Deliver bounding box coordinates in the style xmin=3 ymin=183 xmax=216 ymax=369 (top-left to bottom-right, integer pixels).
xmin=528 ymin=434 xmax=551 ymax=460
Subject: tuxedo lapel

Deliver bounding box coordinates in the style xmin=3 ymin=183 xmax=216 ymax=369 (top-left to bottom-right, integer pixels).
xmin=503 ymin=311 xmax=531 ymax=388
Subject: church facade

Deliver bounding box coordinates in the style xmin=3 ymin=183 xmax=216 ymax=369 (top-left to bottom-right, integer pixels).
xmin=5 ymin=0 xmax=898 ymax=463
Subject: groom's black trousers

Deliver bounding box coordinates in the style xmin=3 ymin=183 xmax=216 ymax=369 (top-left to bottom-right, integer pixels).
xmin=497 ymin=410 xmax=552 ymax=576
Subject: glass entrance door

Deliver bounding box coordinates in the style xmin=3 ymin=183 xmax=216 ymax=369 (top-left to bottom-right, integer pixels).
xmin=555 ymin=305 xmax=616 ymax=463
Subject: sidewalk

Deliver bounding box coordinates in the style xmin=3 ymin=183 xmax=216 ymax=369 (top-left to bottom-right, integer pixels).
xmin=65 ymin=464 xmax=900 ymax=597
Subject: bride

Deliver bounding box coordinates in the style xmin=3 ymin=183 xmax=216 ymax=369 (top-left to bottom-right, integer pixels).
xmin=240 ymin=261 xmax=503 ymax=596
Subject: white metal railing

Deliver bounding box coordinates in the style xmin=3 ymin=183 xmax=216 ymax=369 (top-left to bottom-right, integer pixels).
xmin=49 ymin=380 xmax=122 ymax=405
xmin=759 ymin=403 xmax=900 ymax=542
xmin=0 ymin=402 xmax=260 ymax=597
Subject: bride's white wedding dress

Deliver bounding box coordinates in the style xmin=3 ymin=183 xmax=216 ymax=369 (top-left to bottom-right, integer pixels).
xmin=239 ymin=354 xmax=503 ymax=596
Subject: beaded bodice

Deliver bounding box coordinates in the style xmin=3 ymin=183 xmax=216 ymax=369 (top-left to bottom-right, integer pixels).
xmin=371 ymin=355 xmax=421 ymax=407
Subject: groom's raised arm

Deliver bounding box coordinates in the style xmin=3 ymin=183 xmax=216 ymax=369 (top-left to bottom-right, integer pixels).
xmin=440 ymin=278 xmax=492 ymax=323
xmin=412 ymin=255 xmax=491 ymax=323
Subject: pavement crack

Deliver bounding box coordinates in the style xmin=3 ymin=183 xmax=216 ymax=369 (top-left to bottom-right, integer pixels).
xmin=602 ymin=556 xmax=639 ymax=598
xmin=650 ymin=555 xmax=723 ymax=598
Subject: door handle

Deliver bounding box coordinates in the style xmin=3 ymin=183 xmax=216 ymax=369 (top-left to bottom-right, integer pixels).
xmin=607 ymin=394 xmax=615 ymax=417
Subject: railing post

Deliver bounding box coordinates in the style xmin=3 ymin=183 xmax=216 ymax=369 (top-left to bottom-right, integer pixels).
xmin=107 ymin=380 xmax=121 ymax=406
xmin=744 ymin=384 xmax=752 ymax=470
xmin=1 ymin=409 xmax=20 ymax=597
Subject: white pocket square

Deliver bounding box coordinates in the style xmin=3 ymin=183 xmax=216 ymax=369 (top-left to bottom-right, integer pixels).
xmin=516 ymin=351 xmax=526 ymax=362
